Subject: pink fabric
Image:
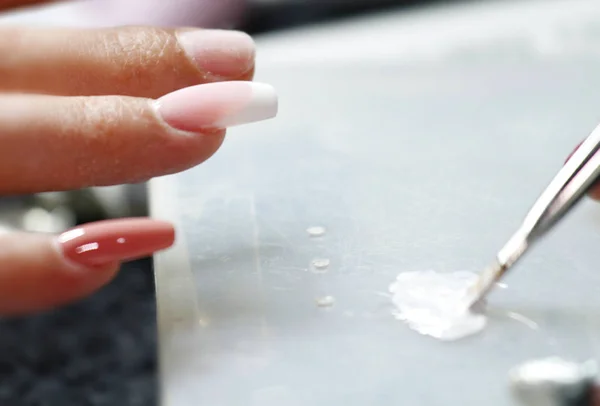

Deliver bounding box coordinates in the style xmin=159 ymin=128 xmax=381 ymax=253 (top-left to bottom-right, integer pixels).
xmin=86 ymin=0 xmax=248 ymax=28
xmin=2 ymin=0 xmax=248 ymax=29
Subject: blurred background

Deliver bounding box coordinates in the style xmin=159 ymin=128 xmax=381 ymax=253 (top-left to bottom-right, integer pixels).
xmin=0 ymin=0 xmax=575 ymax=405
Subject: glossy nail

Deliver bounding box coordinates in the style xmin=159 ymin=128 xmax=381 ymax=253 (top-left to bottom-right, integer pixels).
xmin=155 ymin=81 xmax=278 ymax=132
xmin=56 ymin=218 xmax=175 ymax=267
xmin=177 ymin=29 xmax=255 ymax=80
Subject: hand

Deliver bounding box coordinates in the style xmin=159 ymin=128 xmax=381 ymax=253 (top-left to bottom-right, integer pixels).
xmin=0 ymin=9 xmax=278 ymax=316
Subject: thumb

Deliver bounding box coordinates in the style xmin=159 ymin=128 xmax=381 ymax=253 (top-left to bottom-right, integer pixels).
xmin=0 ymin=217 xmax=174 ymax=316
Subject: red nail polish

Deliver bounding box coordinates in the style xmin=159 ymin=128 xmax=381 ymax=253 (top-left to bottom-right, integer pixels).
xmin=565 ymin=141 xmax=584 ymax=163
xmin=56 ymin=218 xmax=175 ymax=267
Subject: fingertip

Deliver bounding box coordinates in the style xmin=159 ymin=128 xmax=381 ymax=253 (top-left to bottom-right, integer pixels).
xmin=156 ymin=126 xmax=226 ymax=178
xmin=52 ymin=260 xmax=122 ymax=309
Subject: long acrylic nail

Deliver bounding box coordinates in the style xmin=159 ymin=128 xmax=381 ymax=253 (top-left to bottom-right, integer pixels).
xmin=177 ymin=29 xmax=255 ymax=80
xmin=155 ymin=81 xmax=278 ymax=132
xmin=56 ymin=218 xmax=175 ymax=267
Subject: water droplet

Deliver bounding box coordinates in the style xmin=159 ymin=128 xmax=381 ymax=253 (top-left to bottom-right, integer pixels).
xmin=306 ymin=226 xmax=326 ymax=237
xmin=316 ymin=296 xmax=335 ymax=307
xmin=311 ymin=258 xmax=330 ymax=272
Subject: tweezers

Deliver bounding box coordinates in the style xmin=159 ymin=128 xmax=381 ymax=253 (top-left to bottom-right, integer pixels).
xmin=466 ymin=123 xmax=600 ymax=308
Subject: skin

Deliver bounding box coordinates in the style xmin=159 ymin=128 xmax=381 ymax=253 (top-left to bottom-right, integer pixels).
xmin=0 ymin=0 xmax=254 ymax=316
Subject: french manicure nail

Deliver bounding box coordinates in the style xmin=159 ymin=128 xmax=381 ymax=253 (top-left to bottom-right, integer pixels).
xmin=155 ymin=81 xmax=278 ymax=132
xmin=56 ymin=218 xmax=175 ymax=267
xmin=177 ymin=29 xmax=255 ymax=80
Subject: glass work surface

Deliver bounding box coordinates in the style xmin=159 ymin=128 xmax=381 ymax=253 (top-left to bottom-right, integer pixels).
xmin=151 ymin=3 xmax=600 ymax=406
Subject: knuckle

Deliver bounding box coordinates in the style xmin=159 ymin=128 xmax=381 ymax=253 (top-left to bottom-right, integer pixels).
xmin=99 ymin=27 xmax=178 ymax=94
xmin=66 ymin=96 xmax=158 ymax=184
xmin=72 ymin=96 xmax=134 ymax=139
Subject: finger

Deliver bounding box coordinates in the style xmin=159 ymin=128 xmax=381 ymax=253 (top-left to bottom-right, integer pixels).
xmin=590 ymin=180 xmax=600 ymax=200
xmin=0 ymin=26 xmax=255 ymax=97
xmin=0 ymin=81 xmax=277 ymax=194
xmin=593 ymin=386 xmax=600 ymax=406
xmin=0 ymin=218 xmax=174 ymax=316
xmin=565 ymin=141 xmax=600 ymax=200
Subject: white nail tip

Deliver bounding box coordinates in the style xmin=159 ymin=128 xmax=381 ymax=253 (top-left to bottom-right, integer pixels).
xmin=213 ymin=82 xmax=278 ymax=128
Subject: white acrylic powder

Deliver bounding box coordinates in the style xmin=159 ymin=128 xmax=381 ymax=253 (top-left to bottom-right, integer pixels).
xmin=389 ymin=270 xmax=487 ymax=341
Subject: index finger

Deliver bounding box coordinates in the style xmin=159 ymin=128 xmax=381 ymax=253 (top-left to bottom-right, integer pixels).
xmin=0 ymin=26 xmax=255 ymax=97
xmin=0 ymin=81 xmax=278 ymax=194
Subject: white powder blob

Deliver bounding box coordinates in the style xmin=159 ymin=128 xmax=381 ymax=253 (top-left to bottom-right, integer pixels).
xmin=389 ymin=270 xmax=487 ymax=341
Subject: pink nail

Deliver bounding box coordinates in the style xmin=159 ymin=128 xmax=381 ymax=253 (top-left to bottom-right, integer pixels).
xmin=177 ymin=29 xmax=255 ymax=80
xmin=155 ymin=81 xmax=278 ymax=132
xmin=56 ymin=218 xmax=175 ymax=267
